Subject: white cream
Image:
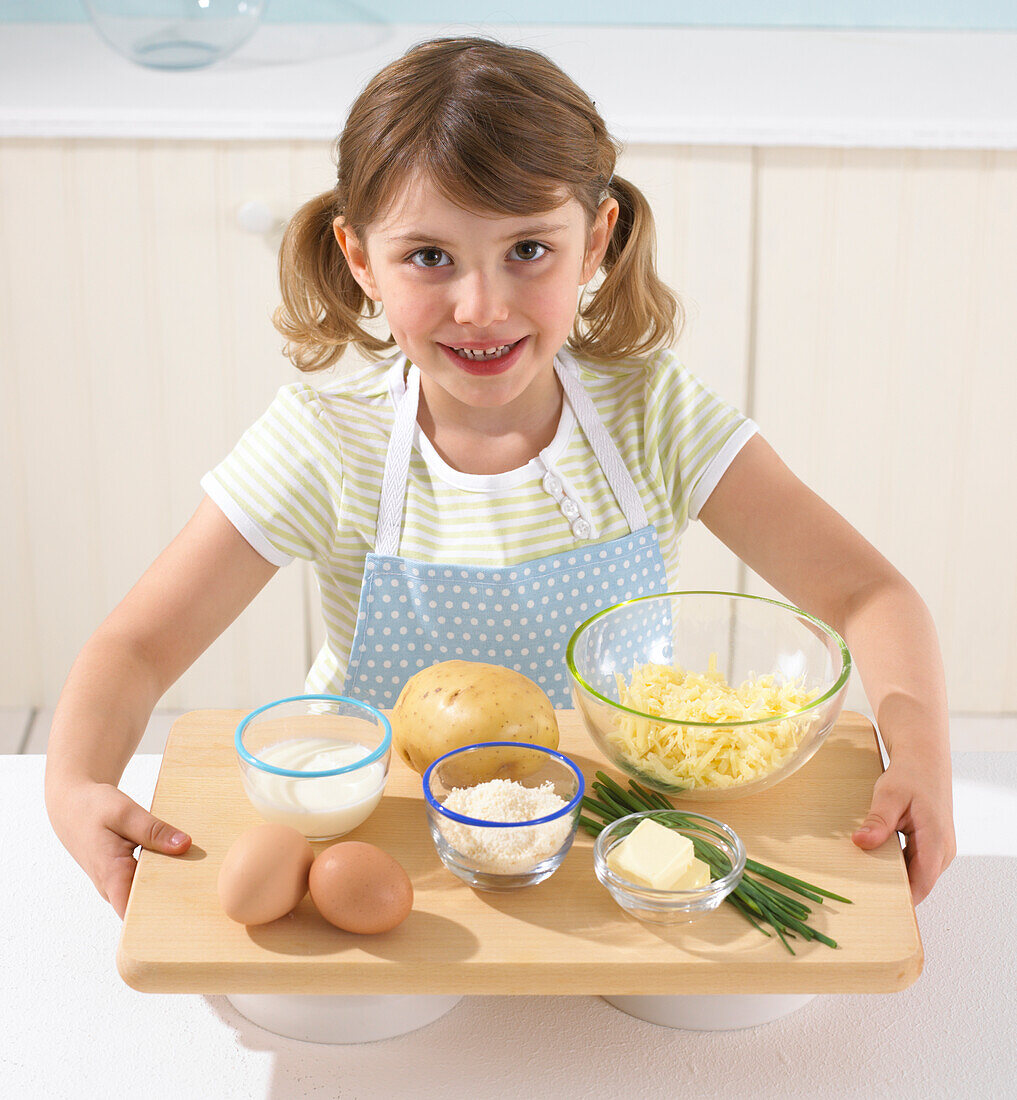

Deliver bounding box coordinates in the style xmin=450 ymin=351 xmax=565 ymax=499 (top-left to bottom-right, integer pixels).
xmin=241 ymin=737 xmax=387 ymax=839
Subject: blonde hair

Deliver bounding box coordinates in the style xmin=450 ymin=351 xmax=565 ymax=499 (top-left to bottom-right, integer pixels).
xmin=274 ymin=35 xmax=682 ymax=372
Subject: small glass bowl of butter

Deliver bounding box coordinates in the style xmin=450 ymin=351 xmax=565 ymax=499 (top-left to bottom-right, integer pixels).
xmin=593 ymin=810 xmax=745 ymax=924
xmin=235 ymin=695 xmax=391 ymax=842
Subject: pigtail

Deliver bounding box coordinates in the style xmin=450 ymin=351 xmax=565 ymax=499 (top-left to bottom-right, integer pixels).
xmin=273 ymin=189 xmax=393 ymax=373
xmin=571 ymin=174 xmax=683 ymax=362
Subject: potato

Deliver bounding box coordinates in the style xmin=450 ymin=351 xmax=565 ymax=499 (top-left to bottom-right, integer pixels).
xmin=390 ymin=660 xmax=559 ymax=778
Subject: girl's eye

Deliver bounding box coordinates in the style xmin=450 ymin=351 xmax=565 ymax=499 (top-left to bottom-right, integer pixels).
xmin=511 ymin=240 xmax=548 ymax=262
xmin=409 ymin=247 xmax=451 ymax=268
xmin=406 ymin=240 xmax=548 ymax=268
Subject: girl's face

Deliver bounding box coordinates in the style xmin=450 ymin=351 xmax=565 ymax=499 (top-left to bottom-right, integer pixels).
xmin=333 ymin=174 xmax=618 ymax=417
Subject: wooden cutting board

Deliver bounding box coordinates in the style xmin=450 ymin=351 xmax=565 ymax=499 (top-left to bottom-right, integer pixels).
xmin=117 ymin=710 xmax=921 ymax=995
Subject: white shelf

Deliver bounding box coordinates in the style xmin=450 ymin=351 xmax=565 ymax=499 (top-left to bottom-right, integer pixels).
xmin=2 ymin=23 xmax=1017 ymax=147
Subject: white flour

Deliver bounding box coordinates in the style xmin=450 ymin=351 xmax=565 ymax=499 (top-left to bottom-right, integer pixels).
xmin=438 ymin=778 xmax=572 ymax=873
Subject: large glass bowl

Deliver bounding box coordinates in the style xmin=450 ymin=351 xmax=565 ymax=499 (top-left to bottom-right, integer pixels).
xmin=566 ymin=591 xmax=851 ymax=801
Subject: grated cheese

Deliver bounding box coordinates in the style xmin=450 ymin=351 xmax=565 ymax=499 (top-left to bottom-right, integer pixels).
xmin=608 ymin=655 xmax=821 ymax=789
xmin=438 ymin=779 xmax=572 ymax=873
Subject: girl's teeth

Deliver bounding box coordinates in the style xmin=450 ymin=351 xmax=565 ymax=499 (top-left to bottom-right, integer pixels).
xmin=452 ymin=342 xmax=515 ymax=361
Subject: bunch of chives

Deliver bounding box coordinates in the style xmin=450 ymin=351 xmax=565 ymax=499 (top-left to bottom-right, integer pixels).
xmin=581 ymin=771 xmax=851 ymax=955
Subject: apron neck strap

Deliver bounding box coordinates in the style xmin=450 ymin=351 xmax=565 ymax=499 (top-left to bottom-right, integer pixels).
xmin=375 ymin=356 xmax=419 ymax=557
xmin=374 ymin=349 xmax=648 ymax=556
xmin=552 ymin=349 xmax=649 ymax=531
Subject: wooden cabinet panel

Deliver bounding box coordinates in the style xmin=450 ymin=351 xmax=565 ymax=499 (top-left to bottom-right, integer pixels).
xmin=617 ymin=145 xmax=754 ymax=594
xmin=748 ymin=148 xmax=1017 ymax=712
xmin=0 ymin=139 xmax=308 ymax=709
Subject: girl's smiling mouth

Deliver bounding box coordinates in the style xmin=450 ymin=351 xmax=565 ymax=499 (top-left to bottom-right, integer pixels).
xmin=438 ymin=336 xmax=528 ymax=375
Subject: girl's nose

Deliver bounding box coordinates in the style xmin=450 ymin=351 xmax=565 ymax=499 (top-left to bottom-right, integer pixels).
xmin=452 ymin=270 xmax=509 ymax=328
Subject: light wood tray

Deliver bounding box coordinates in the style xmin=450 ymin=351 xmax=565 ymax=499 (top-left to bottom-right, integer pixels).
xmin=117 ymin=710 xmax=922 ymax=995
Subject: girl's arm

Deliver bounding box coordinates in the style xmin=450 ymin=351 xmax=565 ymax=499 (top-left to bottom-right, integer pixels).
xmin=698 ymin=434 xmax=956 ymax=904
xmin=45 ymin=496 xmax=279 ymax=917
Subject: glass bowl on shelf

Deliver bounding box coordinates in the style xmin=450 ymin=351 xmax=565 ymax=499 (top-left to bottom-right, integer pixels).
xmin=566 ymin=591 xmax=851 ymax=802
xmin=83 ymin=0 xmax=266 ymax=71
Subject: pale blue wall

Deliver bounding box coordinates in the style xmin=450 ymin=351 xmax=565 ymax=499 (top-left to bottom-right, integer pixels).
xmin=3 ymin=1 xmax=1017 ymax=28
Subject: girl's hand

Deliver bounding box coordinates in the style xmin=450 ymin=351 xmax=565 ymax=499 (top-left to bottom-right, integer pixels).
xmin=851 ymin=758 xmax=956 ymax=905
xmin=49 ymin=780 xmax=191 ymax=919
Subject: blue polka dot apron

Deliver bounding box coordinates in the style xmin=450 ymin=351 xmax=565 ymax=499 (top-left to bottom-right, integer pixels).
xmin=341 ymin=347 xmax=670 ymax=708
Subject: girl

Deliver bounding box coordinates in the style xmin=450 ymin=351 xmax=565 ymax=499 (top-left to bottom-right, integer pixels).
xmin=45 ymin=36 xmax=954 ymax=919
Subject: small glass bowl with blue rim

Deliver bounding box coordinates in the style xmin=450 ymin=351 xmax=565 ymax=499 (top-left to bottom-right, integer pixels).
xmin=593 ymin=809 xmax=746 ymax=924
xmin=235 ymin=694 xmax=392 ymax=842
xmin=422 ymin=741 xmax=585 ymax=891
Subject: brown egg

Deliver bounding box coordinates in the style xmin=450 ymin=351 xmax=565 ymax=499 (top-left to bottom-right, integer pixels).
xmin=217 ymin=823 xmax=314 ymax=925
xmin=309 ymin=841 xmax=414 ymax=934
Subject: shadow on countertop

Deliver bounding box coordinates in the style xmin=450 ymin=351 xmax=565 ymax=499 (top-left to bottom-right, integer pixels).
xmin=199 ymin=850 xmax=1017 ymax=1100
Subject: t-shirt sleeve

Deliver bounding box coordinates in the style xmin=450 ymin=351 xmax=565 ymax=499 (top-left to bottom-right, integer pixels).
xmin=643 ymin=349 xmax=758 ymax=525
xmin=200 ymin=383 xmax=341 ymax=566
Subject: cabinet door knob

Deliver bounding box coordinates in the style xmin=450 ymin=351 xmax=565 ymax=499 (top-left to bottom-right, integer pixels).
xmin=236 ymin=200 xmax=283 ymax=235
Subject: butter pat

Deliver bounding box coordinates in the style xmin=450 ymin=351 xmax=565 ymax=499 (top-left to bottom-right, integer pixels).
xmin=606 ymin=818 xmax=694 ymax=888
xmin=667 ymin=856 xmax=711 ymax=891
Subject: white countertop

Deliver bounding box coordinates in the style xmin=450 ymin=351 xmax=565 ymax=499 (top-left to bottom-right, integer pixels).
xmin=4 ymin=751 xmax=1015 ymax=1098
xmin=2 ymin=23 xmax=1017 ymax=147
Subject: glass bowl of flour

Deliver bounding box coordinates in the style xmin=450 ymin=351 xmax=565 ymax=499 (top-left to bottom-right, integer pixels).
xmin=422 ymin=742 xmax=585 ymax=891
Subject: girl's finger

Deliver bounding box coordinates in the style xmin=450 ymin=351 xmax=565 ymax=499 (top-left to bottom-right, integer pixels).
xmin=100 ymin=810 xmax=191 ymax=919
xmin=109 ymin=797 xmax=191 ymax=855
xmin=103 ymin=851 xmax=139 ymax=920
xmin=903 ymin=825 xmax=951 ymax=905
xmin=852 ymin=790 xmax=906 ymax=849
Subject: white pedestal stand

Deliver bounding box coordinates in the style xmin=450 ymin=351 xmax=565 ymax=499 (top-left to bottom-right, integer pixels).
xmin=603 ymin=993 xmax=817 ymax=1030
xmin=226 ymin=993 xmax=463 ymax=1043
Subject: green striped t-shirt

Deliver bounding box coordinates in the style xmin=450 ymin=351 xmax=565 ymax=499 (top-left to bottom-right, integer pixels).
xmin=201 ymin=346 xmax=756 ymax=694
